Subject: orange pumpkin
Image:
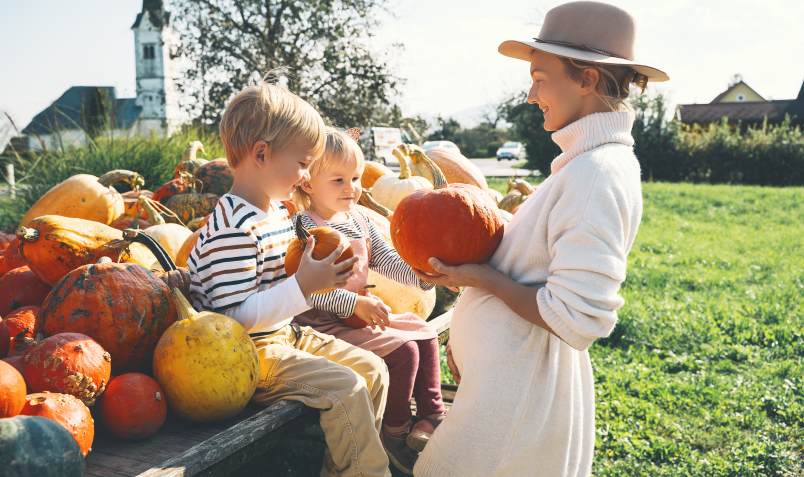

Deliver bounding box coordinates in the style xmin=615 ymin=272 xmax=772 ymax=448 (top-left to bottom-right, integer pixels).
xmin=152 ymin=177 xmax=194 ymax=204
xmin=35 ymin=260 xmax=177 ymax=375
xmin=24 ymin=333 xmax=111 ymax=407
xmin=99 ymin=373 xmax=167 ymax=441
xmin=281 ymin=200 xmax=297 ymax=216
xmin=175 ymin=229 xmax=202 ymax=268
xmin=1 ymin=238 xmax=26 ymax=275
xmin=408 ymin=145 xmax=488 ymax=192
xmin=20 ymin=393 xmax=94 ymax=457
xmin=120 ymin=189 xmax=154 ymax=221
xmin=0 ymin=360 xmax=26 ymax=418
xmin=0 ymin=232 xmax=13 ymax=251
xmin=284 ymin=216 xmax=354 ymax=294
xmin=0 ymin=267 xmax=51 ymax=317
xmin=390 ymin=156 xmax=504 ymax=276
xmin=3 ymin=306 xmax=38 ymax=341
xmin=0 ymin=317 xmax=9 ymax=358
xmin=112 ymin=217 xmax=151 ymax=231
xmin=7 ymin=331 xmax=35 ymax=358
xmin=15 ymin=215 xmax=156 ymax=286
xmin=194 ymin=158 xmax=234 ymax=196
xmin=163 ymin=192 xmax=219 ymax=224
xmin=361 ymin=161 xmax=394 ymax=189
xmin=2 ymin=356 xmax=28 ymax=388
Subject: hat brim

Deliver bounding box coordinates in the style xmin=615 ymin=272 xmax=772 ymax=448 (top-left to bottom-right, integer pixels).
xmin=499 ymin=40 xmax=669 ymax=83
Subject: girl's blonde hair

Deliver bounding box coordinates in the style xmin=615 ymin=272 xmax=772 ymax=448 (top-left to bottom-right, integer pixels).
xmin=293 ymin=127 xmax=365 ymax=212
xmin=559 ymin=57 xmax=649 ymax=113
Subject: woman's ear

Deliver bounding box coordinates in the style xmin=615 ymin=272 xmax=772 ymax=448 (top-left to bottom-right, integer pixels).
xmin=579 ymin=68 xmax=601 ymax=96
xmin=251 ymin=141 xmax=270 ymax=168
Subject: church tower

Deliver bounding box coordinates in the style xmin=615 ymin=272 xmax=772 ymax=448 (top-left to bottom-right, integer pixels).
xmin=131 ymin=0 xmax=180 ymax=134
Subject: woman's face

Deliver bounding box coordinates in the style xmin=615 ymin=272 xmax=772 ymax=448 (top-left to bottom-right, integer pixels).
xmin=527 ymin=50 xmax=587 ymax=131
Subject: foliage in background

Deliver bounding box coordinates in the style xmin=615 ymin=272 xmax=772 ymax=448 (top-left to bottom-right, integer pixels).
xmin=499 ymin=90 xmax=562 ymax=175
xmin=173 ymin=0 xmax=402 ymax=129
xmin=426 ymin=117 xmax=511 ymax=158
xmin=81 ymin=87 xmax=111 ymax=142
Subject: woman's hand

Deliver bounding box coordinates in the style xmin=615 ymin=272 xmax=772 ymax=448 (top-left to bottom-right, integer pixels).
xmin=353 ymin=295 xmax=391 ymax=330
xmin=411 ymin=258 xmax=496 ymax=292
xmin=445 ymin=341 xmax=461 ymax=384
xmin=296 ymin=236 xmax=359 ymax=298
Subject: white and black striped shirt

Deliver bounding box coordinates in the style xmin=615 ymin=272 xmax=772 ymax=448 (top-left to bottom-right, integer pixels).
xmin=301 ymin=211 xmax=434 ymax=318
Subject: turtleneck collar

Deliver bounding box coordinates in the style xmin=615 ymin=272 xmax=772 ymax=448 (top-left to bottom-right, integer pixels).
xmin=550 ymin=111 xmax=635 ymax=175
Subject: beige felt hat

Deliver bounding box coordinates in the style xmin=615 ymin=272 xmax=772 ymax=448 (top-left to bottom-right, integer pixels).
xmin=499 ymin=1 xmax=669 ymax=82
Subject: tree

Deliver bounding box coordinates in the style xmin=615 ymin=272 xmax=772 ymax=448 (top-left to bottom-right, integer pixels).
xmin=500 ymin=91 xmax=560 ymax=175
xmin=173 ymin=0 xmax=403 ymax=127
xmin=82 ymin=88 xmax=109 ymax=142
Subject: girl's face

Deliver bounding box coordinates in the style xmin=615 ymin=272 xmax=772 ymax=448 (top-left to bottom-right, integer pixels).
xmin=304 ymin=160 xmax=363 ymax=215
xmin=262 ymin=142 xmax=317 ymax=200
xmin=527 ymin=49 xmax=589 ymax=131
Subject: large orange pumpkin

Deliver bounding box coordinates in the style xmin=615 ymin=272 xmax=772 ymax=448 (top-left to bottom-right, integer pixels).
xmin=194 ymin=158 xmax=234 ymax=196
xmin=35 ymin=259 xmax=177 ymax=374
xmin=0 ymin=267 xmax=51 ymax=316
xmin=361 ymin=161 xmax=394 ymax=189
xmin=15 ymin=215 xmax=157 ymax=286
xmin=20 ymin=393 xmax=94 ymax=457
xmin=284 ymin=216 xmax=354 ymax=294
xmin=408 ymin=145 xmax=488 ymax=192
xmin=99 ymin=373 xmax=167 ymax=440
xmin=24 ymin=333 xmax=111 ymax=407
xmin=20 ymin=170 xmax=144 ymax=227
xmin=390 ymin=157 xmax=504 ymax=276
xmin=2 ymin=356 xmax=28 ymax=389
xmin=1 ymin=238 xmax=26 ymax=275
xmin=0 ymin=360 xmax=26 ymax=417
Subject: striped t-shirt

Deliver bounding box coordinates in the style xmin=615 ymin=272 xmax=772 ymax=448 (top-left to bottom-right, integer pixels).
xmin=187 ymin=194 xmax=309 ymax=333
xmin=301 ymin=211 xmax=434 ymax=318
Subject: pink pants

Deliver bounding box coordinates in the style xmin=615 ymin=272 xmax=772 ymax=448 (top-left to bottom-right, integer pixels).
xmin=382 ymin=338 xmax=447 ymax=427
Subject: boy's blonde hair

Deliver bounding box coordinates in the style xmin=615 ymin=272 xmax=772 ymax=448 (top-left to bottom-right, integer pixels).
xmin=294 ymin=127 xmax=365 ymax=212
xmin=219 ymin=82 xmax=326 ymax=169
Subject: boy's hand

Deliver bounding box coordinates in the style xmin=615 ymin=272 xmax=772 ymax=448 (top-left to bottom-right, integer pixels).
xmin=353 ymin=295 xmax=391 ymax=331
xmin=296 ymin=236 xmax=358 ymax=298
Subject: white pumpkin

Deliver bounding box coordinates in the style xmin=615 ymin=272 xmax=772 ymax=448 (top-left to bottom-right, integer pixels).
xmin=371 ymin=149 xmax=432 ymax=211
xmin=143 ymin=224 xmax=193 ymax=262
xmin=367 ymin=270 xmax=436 ymax=320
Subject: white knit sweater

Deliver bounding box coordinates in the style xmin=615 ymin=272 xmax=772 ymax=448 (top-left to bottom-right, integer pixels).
xmin=414 ymin=111 xmax=643 ymax=476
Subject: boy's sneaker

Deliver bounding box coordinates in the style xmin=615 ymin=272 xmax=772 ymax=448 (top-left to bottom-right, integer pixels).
xmin=381 ymin=426 xmax=419 ymax=475
xmin=405 ymin=414 xmax=447 ymax=452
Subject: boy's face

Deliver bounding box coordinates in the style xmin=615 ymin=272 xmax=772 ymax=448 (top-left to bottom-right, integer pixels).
xmin=254 ymin=141 xmax=317 ymax=201
xmin=304 ymin=162 xmax=363 ymax=214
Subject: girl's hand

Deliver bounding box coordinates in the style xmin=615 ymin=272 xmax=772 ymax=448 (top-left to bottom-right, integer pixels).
xmin=412 ymin=258 xmax=495 ymax=292
xmin=296 ymin=236 xmax=359 ymax=298
xmin=353 ymin=295 xmax=391 ymax=330
xmin=445 ymin=341 xmax=461 ymax=384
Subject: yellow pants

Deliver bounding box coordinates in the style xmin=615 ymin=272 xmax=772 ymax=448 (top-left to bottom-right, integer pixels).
xmin=251 ymin=324 xmax=391 ymax=477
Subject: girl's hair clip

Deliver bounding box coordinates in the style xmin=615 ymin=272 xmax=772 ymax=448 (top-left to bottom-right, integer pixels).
xmin=344 ymin=128 xmax=360 ymax=143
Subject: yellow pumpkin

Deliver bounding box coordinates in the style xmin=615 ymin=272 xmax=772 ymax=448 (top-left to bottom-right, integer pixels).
xmin=20 ymin=170 xmax=144 ymax=227
xmin=371 ymin=149 xmax=432 ymax=211
xmin=367 ymin=270 xmax=436 ymax=321
xmin=498 ymin=179 xmax=535 ymax=212
xmin=143 ymin=224 xmax=193 ymax=263
xmin=487 ymin=188 xmax=504 ymax=206
xmin=153 ymin=289 xmax=260 ymax=423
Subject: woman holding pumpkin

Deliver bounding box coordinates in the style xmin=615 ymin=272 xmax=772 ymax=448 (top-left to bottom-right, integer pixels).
xmin=411 ymin=2 xmax=668 ymax=476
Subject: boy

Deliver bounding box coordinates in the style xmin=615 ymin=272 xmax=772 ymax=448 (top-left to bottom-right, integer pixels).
xmin=188 ymin=82 xmax=392 ymax=477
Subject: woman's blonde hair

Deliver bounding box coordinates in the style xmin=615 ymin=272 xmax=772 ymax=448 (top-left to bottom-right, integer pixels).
xmin=219 ymin=82 xmax=326 ymax=169
xmin=293 ymin=127 xmax=365 ymax=212
xmin=559 ymin=57 xmax=649 ymax=113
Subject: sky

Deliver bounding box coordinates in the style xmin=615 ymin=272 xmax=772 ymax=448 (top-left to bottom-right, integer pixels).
xmin=1 ymin=0 xmax=803 ymax=136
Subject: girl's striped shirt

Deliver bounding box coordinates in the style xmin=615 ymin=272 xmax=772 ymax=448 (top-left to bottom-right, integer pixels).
xmin=301 ymin=211 xmax=434 ymax=318
xmin=187 ymin=194 xmax=310 ymax=333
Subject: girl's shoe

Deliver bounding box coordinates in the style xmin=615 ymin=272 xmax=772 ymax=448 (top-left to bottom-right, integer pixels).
xmin=381 ymin=426 xmax=419 ymax=475
xmin=406 ymin=413 xmax=447 ymax=452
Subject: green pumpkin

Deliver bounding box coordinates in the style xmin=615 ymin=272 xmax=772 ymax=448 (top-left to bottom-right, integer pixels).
xmin=163 ymin=192 xmax=219 ymax=224
xmin=173 ymin=158 xmax=208 ymax=180
xmin=0 ymin=415 xmax=85 ymax=477
xmin=428 ymin=285 xmax=462 ymax=319
xmin=194 ymin=158 xmax=234 ymax=196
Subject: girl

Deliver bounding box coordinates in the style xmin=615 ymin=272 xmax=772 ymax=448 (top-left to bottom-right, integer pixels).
xmin=411 ymin=2 xmax=669 ymax=476
xmin=292 ymin=128 xmax=448 ymax=475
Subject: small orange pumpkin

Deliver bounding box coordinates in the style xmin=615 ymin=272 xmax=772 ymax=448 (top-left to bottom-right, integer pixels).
xmin=0 ymin=360 xmax=26 ymax=418
xmin=24 ymin=333 xmax=112 ymax=407
xmin=99 ymin=373 xmax=167 ymax=441
xmin=0 ymin=268 xmax=51 ymax=317
xmin=361 ymin=161 xmax=394 ymax=189
xmin=20 ymin=393 xmax=94 ymax=457
xmin=284 ymin=216 xmax=354 ymax=294
xmin=1 ymin=238 xmax=26 ymax=275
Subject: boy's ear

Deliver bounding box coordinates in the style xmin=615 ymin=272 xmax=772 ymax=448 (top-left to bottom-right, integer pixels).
xmin=251 ymin=140 xmax=270 ymax=168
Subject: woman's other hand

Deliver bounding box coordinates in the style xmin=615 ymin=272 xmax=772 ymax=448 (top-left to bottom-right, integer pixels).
xmin=412 ymin=258 xmax=495 ymax=292
xmin=445 ymin=341 xmax=461 ymax=384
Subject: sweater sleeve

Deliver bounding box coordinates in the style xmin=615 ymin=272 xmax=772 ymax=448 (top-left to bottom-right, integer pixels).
xmin=222 ymin=274 xmax=311 ymax=332
xmin=366 ymin=216 xmax=434 ymax=291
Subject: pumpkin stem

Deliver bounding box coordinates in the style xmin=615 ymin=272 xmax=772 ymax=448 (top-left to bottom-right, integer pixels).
xmin=398 ymin=144 xmax=448 ymax=189
xmin=15 ymin=226 xmax=39 ymax=242
xmin=182 ymin=141 xmax=206 ymax=162
xmin=512 ymin=180 xmax=535 ymax=195
xmin=14 ymin=329 xmax=30 ymax=343
xmin=171 ymin=287 xmax=199 ymax=321
xmin=139 ymin=197 xmax=166 ymax=226
xmin=98 ymin=170 xmax=145 ymax=190
xmin=97 ymin=257 xmax=113 ymax=264
xmin=358 ymin=189 xmax=392 ymax=217
xmin=395 ymin=148 xmax=412 ymax=180
xmin=295 ymin=214 xmax=311 ymax=250
xmin=121 ymin=228 xmax=178 ymax=272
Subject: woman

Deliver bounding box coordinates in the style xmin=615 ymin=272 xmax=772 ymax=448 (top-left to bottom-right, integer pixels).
xmin=411 ymin=2 xmax=669 ymax=476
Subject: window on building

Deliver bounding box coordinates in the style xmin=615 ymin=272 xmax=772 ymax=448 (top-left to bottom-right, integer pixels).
xmin=143 ymin=44 xmax=156 ymax=60
xmin=736 ymin=93 xmax=746 ymax=103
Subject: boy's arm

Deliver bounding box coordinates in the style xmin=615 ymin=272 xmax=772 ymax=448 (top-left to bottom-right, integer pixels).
xmin=366 ymin=217 xmax=435 ymax=291
xmin=223 ymin=275 xmax=310 ymax=331
xmin=309 ymin=289 xmax=358 ymax=319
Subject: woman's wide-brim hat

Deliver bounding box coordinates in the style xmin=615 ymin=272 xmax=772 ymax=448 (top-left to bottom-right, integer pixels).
xmin=499 ymin=1 xmax=669 ymax=82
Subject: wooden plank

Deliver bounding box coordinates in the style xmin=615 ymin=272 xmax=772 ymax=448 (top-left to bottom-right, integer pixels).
xmin=136 ymin=400 xmax=312 ymax=477
xmin=428 ymin=309 xmax=453 ymax=345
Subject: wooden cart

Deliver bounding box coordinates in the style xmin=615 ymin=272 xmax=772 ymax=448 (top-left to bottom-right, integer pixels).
xmin=85 ymin=311 xmax=454 ymax=477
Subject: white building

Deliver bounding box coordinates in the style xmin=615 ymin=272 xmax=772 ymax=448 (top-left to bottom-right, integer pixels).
xmin=22 ymin=0 xmax=180 ymax=150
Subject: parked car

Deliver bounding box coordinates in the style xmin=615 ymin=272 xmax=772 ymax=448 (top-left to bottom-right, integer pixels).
xmin=496 ymin=142 xmax=525 ymax=161
xmin=422 ymin=140 xmax=459 ymax=151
